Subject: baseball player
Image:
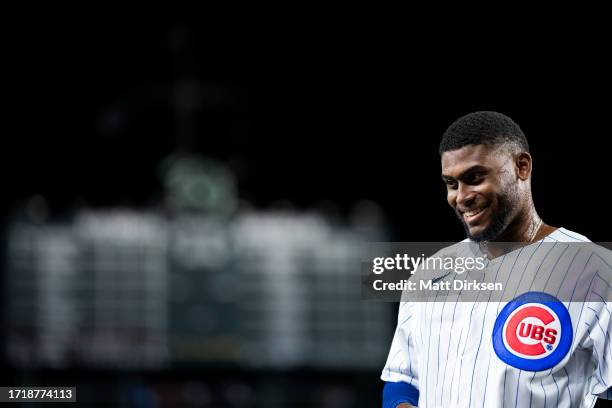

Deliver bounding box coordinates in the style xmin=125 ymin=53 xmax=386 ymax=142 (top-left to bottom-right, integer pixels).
xmin=381 ymin=111 xmax=612 ymax=407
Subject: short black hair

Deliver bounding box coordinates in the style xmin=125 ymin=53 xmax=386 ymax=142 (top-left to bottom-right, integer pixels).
xmin=439 ymin=111 xmax=529 ymax=155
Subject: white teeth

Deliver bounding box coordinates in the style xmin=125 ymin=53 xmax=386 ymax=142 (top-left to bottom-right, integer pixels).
xmin=465 ymin=208 xmax=485 ymax=217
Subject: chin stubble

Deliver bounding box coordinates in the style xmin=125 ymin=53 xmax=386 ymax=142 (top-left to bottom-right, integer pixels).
xmin=459 ymin=193 xmax=516 ymax=242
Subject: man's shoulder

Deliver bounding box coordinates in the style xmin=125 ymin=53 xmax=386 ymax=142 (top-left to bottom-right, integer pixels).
xmin=548 ymin=228 xmax=612 ymax=275
xmin=547 ymin=227 xmax=591 ymax=243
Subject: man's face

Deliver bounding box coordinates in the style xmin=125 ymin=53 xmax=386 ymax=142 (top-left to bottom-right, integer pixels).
xmin=441 ymin=144 xmax=521 ymax=242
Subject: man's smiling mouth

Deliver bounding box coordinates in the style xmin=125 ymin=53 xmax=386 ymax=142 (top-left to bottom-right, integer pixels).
xmin=461 ymin=205 xmax=490 ymax=223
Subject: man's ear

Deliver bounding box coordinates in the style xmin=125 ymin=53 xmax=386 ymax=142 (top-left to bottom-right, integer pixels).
xmin=515 ymin=152 xmax=532 ymax=181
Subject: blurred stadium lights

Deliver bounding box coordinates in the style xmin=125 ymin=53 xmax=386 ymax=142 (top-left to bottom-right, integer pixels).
xmin=5 ymin=206 xmax=392 ymax=372
xmin=2 ymin=24 xmax=395 ymax=406
xmin=158 ymin=154 xmax=239 ymax=214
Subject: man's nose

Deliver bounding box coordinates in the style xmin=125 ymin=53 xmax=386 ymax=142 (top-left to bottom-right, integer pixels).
xmin=457 ymin=183 xmax=476 ymax=208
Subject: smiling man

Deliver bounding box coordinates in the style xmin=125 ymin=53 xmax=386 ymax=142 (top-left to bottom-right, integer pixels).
xmin=381 ymin=111 xmax=612 ymax=407
xmin=439 ymin=112 xmax=557 ymax=258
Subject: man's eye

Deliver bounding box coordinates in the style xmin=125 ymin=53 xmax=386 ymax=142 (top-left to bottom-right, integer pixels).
xmin=468 ymin=174 xmax=484 ymax=184
xmin=446 ymin=181 xmax=458 ymax=189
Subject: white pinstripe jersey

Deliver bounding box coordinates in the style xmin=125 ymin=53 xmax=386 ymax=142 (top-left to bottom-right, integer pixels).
xmin=381 ymin=228 xmax=612 ymax=407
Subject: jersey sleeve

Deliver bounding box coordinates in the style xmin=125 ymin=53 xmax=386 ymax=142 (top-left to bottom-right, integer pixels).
xmin=586 ymin=299 xmax=612 ymax=399
xmin=381 ymin=301 xmax=419 ymax=407
xmin=586 ymin=248 xmax=612 ymax=399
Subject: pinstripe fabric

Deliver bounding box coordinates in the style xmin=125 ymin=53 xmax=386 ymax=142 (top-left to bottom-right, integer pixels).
xmin=381 ymin=228 xmax=612 ymax=407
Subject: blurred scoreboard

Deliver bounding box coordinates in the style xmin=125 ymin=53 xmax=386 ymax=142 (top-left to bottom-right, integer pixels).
xmin=5 ymin=210 xmax=392 ymax=370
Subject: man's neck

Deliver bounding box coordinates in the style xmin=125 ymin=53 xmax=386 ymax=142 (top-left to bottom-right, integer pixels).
xmin=500 ymin=208 xmax=542 ymax=242
xmin=480 ymin=210 xmax=555 ymax=259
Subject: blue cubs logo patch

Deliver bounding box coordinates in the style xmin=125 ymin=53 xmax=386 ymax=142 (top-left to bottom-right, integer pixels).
xmin=492 ymin=292 xmax=572 ymax=371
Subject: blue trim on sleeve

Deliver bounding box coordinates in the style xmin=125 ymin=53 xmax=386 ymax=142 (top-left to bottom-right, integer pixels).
xmin=383 ymin=381 xmax=419 ymax=408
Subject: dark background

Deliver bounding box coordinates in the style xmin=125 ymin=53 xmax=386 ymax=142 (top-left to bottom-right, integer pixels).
xmin=8 ymin=22 xmax=610 ymax=241
xmin=3 ymin=18 xmax=610 ymax=408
